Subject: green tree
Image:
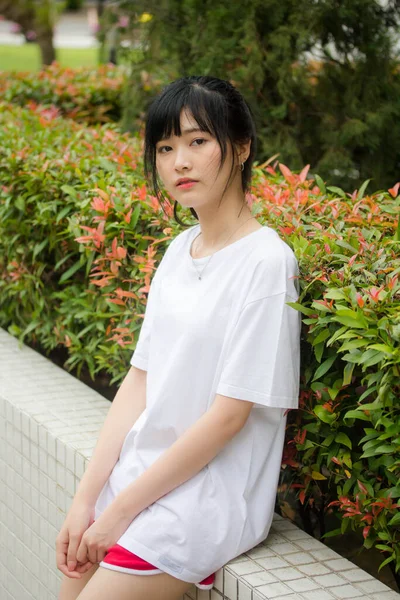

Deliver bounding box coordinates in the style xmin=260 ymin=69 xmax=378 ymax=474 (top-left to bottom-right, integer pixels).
xmin=0 ymin=0 xmax=64 ymax=66
xmin=109 ymin=0 xmax=400 ymax=190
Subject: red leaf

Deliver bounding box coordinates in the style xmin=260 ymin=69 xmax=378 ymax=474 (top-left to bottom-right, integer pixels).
xmin=299 ymin=164 xmax=310 ymax=183
xmin=299 ymin=490 xmax=306 ymax=505
xmin=357 ymin=480 xmax=369 ymax=495
xmin=363 ymin=526 xmax=371 ymax=539
xmin=388 ymin=182 xmax=399 ymax=198
xmin=279 ymin=163 xmax=296 ymax=184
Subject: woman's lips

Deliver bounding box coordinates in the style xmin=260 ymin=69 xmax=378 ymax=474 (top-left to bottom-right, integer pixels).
xmin=177 ymin=181 xmax=198 ymax=189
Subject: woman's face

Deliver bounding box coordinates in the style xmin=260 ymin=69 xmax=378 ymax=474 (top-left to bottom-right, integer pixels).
xmin=155 ymin=109 xmax=240 ymax=210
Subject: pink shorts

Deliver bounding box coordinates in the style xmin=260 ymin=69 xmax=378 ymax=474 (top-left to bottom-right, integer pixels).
xmin=99 ymin=543 xmax=215 ymax=590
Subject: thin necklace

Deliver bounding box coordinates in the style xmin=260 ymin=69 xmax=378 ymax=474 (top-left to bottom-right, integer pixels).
xmin=190 ymin=216 xmax=257 ymax=280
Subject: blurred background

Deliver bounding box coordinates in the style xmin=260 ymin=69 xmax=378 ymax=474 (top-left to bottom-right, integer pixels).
xmin=0 ymin=0 xmax=399 ymax=191
xmin=1 ymin=3 xmax=400 ymax=594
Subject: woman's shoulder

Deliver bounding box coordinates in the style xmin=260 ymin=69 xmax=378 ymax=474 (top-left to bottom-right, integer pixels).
xmin=245 ymin=227 xmax=300 ymax=301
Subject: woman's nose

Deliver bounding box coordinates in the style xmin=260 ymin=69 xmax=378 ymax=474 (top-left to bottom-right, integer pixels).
xmin=174 ymin=147 xmax=192 ymax=170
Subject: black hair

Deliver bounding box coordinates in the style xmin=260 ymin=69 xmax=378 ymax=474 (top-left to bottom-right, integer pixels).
xmin=143 ymin=75 xmax=257 ymax=227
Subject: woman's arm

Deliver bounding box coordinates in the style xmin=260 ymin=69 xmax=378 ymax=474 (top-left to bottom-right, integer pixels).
xmin=73 ymin=366 xmax=147 ymax=506
xmin=111 ymin=393 xmax=254 ymax=520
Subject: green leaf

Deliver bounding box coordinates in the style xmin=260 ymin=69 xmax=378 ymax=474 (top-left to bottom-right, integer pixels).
xmin=312 ymin=355 xmax=336 ymax=381
xmin=286 ymin=301 xmax=315 ymax=316
xmin=313 ymin=329 xmax=331 ymax=345
xmin=321 ymin=528 xmax=342 ymax=539
xmin=343 ymin=362 xmax=355 ymax=386
xmin=333 ymin=316 xmax=367 ymax=329
xmin=61 ymin=184 xmax=78 ymax=199
xmin=314 ymin=174 xmax=326 ymax=194
xmin=367 ymin=343 xmax=393 ymax=355
xmin=314 ymin=405 xmax=337 ymax=424
xmin=388 ymin=513 xmax=400 ymax=527
xmin=312 ymin=470 xmax=327 ymax=480
xmin=357 ymin=179 xmax=371 ymax=201
xmin=59 ymin=260 xmax=83 ymax=283
xmin=343 ymin=409 xmax=370 ymax=421
xmin=324 ymin=288 xmax=347 ymax=300
xmin=378 ymin=555 xmax=395 ymax=572
xmin=56 ymin=205 xmax=73 ymax=223
xmin=335 ymin=432 xmax=352 ymax=449
xmin=338 ymin=338 xmax=369 ymax=352
xmin=32 ymin=238 xmax=48 ymax=260
xmin=327 ymin=186 xmax=346 ymax=198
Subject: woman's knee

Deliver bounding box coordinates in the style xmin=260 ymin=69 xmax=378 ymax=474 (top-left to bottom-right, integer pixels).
xmin=58 ymin=563 xmax=100 ymax=600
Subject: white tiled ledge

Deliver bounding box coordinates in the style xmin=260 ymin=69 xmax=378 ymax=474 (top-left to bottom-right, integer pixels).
xmin=0 ymin=327 xmax=398 ymax=600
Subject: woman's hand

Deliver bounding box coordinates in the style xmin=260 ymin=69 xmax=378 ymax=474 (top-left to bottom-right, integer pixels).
xmin=56 ymin=501 xmax=96 ymax=579
xmin=75 ymin=504 xmax=132 ymax=565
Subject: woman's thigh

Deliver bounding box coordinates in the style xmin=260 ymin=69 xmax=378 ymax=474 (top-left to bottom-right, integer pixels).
xmin=58 ymin=563 xmax=100 ymax=600
xmin=75 ymin=566 xmax=193 ymax=600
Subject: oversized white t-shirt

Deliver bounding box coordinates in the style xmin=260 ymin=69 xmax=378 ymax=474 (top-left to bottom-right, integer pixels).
xmin=94 ymin=223 xmax=301 ymax=584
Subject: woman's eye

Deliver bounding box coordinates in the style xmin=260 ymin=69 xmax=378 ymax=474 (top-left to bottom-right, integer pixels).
xmin=158 ymin=145 xmax=172 ymax=154
xmin=157 ymin=138 xmax=206 ymax=154
xmin=192 ymin=138 xmax=206 ymax=146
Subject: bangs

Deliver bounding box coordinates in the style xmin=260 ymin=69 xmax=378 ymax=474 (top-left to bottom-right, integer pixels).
xmin=146 ymin=83 xmax=228 ymax=149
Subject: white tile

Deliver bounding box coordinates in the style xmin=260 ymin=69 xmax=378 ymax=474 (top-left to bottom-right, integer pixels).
xmin=285 ymin=577 xmax=319 ymax=592
xmin=370 ymin=592 xmax=400 ymax=600
xmin=282 ymin=529 xmax=312 ymax=541
xmin=30 ymin=419 xmax=39 ymax=444
xmin=56 ymin=438 xmax=66 ymax=465
xmin=270 ymin=519 xmax=298 ymax=531
xmin=355 ymin=579 xmax=393 ymax=593
xmin=341 ymin=568 xmax=375 ymax=583
xmin=267 ymin=542 xmax=300 ymax=555
xmin=301 ymin=591 xmax=336 ymax=600
xmin=242 ymin=571 xmax=278 ymax=587
xmin=285 ymin=553 xmax=316 ymax=566
xmin=238 ymin=580 xmax=252 ymax=600
xmin=56 ymin=463 xmax=66 ymax=488
xmin=268 ymin=567 xmax=304 ymax=581
xmin=228 ymin=560 xmax=263 ymax=576
xmin=47 ymin=432 xmax=56 ymax=458
xmin=75 ymin=452 xmax=86 ymax=479
xmin=298 ymin=563 xmax=331 ymax=577
xmin=246 ymin=546 xmax=277 ymax=560
xmin=256 ymin=580 xmax=292 ymax=598
xmin=256 ymin=556 xmax=291 ymax=570
xmin=214 ymin=568 xmax=224 ymax=593
xmin=330 ymin=584 xmax=364 ymax=598
xmin=310 ymin=548 xmax=341 ymax=561
xmin=312 ymin=573 xmax=347 ymax=588
xmin=264 ymin=533 xmax=288 ymax=545
xmin=30 ymin=442 xmax=39 ymax=467
xmin=322 ymin=558 xmax=355 ymax=572
xmin=263 ymin=597 xmax=299 ymax=600
xmin=294 ymin=537 xmax=326 ymax=551
xmin=224 ymin=569 xmax=238 ymax=600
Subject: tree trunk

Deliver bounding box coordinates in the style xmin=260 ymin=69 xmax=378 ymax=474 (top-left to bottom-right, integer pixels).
xmin=0 ymin=0 xmax=56 ymax=67
xmin=37 ymin=28 xmax=56 ymax=66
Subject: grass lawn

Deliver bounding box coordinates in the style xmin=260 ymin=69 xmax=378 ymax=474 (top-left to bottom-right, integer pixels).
xmin=0 ymin=44 xmax=99 ymax=72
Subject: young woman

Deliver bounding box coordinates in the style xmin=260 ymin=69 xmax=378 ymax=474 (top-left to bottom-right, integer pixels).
xmin=56 ymin=75 xmax=301 ymax=600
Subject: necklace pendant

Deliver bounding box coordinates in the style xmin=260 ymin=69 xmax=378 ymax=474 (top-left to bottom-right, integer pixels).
xmin=198 ymin=275 xmax=201 ymax=280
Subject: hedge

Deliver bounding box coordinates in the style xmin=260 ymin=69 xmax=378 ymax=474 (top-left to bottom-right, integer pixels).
xmin=1 ymin=99 xmax=400 ymax=576
xmin=0 ymin=63 xmax=127 ymax=124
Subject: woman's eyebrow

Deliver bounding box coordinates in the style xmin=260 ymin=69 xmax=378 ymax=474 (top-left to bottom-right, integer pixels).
xmin=158 ymin=127 xmax=205 ymax=142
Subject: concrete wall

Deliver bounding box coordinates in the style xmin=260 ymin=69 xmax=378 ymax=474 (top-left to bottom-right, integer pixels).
xmin=1 ymin=328 xmax=399 ymax=600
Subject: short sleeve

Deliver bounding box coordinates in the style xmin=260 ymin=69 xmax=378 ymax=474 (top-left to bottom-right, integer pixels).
xmin=216 ymin=292 xmax=301 ymax=409
xmin=130 ymin=274 xmax=160 ymax=371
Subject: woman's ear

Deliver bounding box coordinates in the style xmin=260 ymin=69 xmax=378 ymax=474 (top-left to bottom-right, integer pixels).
xmin=236 ymin=139 xmax=252 ymax=165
